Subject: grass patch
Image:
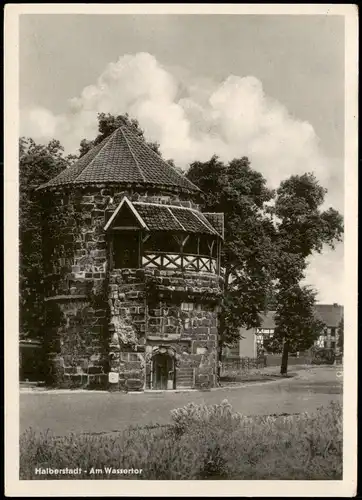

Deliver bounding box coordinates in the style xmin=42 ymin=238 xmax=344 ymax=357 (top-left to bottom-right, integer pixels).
xmin=20 ymin=400 xmax=342 ymax=480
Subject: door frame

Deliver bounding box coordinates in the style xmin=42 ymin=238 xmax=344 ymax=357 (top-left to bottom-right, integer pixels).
xmin=151 ymin=350 xmax=176 ymax=390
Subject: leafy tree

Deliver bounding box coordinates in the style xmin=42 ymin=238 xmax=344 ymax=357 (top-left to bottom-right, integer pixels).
xmin=19 ymin=138 xmax=73 ymax=339
xmin=186 ymin=155 xmax=276 ymax=370
xmin=271 ymin=173 xmax=344 ymax=374
xmin=266 ymin=284 xmax=326 ymax=372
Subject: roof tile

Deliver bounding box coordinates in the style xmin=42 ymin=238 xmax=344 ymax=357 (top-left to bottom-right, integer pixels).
xmin=257 ymin=305 xmax=343 ymax=330
xmin=38 ymin=125 xmax=200 ymax=194
xmin=132 ymin=202 xmax=220 ymax=237
xmin=134 ymin=204 xmax=183 ymax=232
xmin=204 ymin=213 xmax=224 ymax=239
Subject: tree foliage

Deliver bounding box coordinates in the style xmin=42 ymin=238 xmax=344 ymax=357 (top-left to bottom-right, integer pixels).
xmin=274 ymin=173 xmax=343 ymax=257
xmin=186 ymin=155 xmax=276 ymax=354
xmin=270 ymin=173 xmax=344 ymax=374
xmin=264 ymin=285 xmax=325 ymax=352
xmin=19 ymin=138 xmax=74 ymax=339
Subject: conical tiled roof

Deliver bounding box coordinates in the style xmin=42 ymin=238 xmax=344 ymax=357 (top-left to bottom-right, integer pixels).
xmin=38 ymin=125 xmax=200 ymax=195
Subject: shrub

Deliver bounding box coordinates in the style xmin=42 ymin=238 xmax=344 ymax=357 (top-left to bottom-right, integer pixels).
xmin=170 ymin=400 xmax=239 ymax=434
xmin=20 ymin=400 xmax=342 ymax=480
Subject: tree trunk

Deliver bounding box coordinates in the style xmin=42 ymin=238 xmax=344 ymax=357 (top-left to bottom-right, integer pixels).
xmin=280 ymin=339 xmax=289 ymax=376
xmin=217 ymin=342 xmax=223 ymax=384
xmin=216 ymin=269 xmax=229 ymax=386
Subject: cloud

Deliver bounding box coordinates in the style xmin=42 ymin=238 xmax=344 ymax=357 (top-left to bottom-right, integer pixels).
xmin=20 ymin=52 xmax=338 ymax=187
xmin=20 ymin=52 xmax=344 ymax=303
xmin=305 ymin=244 xmax=344 ymax=304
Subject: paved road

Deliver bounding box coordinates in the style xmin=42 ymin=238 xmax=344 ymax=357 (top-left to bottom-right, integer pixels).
xmin=20 ymin=366 xmax=342 ymax=436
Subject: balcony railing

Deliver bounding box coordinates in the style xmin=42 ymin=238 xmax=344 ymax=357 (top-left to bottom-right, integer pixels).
xmin=142 ymin=251 xmax=218 ymax=273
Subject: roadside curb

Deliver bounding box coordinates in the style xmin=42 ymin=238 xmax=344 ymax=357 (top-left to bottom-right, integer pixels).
xmin=20 ymin=377 xmax=286 ymax=395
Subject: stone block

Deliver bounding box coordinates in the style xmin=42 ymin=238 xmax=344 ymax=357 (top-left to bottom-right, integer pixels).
xmin=196 ymin=374 xmax=210 ymax=385
xmin=167 ymin=333 xmax=181 ymax=341
xmin=92 ymin=209 xmax=104 ymax=217
xmin=117 ymin=378 xmax=127 ymax=391
xmin=128 ymin=353 xmax=141 ymax=362
xmin=64 ymin=366 xmax=77 ymax=374
xmin=88 ymin=365 xmax=104 ymax=374
xmin=149 ymin=308 xmax=162 ymax=317
xmin=122 ymin=369 xmax=143 ymax=379
xmin=164 ymin=325 xmax=177 ymax=334
xmin=123 ymin=361 xmax=142 ymax=371
xmin=195 ymin=327 xmax=209 ymax=335
xmin=181 ymin=328 xmax=194 ymax=337
xmin=198 ymin=365 xmax=214 ymax=375
xmin=55 ymin=357 xmax=65 ymax=367
xmin=149 ymin=317 xmax=162 ymax=326
xmin=88 ymin=374 xmax=101 ymax=388
xmin=125 ymin=378 xmax=144 ymax=391
xmin=70 ymin=374 xmax=83 ymax=386
xmin=83 ymin=196 xmax=95 ymax=203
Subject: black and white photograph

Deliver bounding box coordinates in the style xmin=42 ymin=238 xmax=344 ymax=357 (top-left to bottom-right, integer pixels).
xmin=5 ymin=4 xmax=357 ymax=497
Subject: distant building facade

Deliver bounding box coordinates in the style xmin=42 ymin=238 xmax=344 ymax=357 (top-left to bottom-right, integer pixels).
xmin=225 ymin=303 xmax=343 ymax=358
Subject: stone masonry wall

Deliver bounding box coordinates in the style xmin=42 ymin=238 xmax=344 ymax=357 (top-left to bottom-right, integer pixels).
xmin=41 ymin=187 xmax=200 ymax=298
xmin=107 ymin=268 xmax=222 ymax=391
xmin=44 ymin=297 xmax=108 ymax=389
xmin=41 ymin=185 xmax=221 ymax=390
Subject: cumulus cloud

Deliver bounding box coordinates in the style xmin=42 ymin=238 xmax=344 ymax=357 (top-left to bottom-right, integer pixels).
xmin=20 ymin=52 xmax=337 ymax=187
xmin=20 ymin=52 xmax=344 ymax=303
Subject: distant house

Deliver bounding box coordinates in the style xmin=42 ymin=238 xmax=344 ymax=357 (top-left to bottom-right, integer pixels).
xmin=313 ymin=304 xmax=344 ymax=351
xmin=224 ymin=303 xmax=343 ymax=358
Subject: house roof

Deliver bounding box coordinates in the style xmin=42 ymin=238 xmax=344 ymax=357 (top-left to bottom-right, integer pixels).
xmin=104 ymin=198 xmax=223 ymax=238
xmin=37 ymin=125 xmax=201 ymax=195
xmin=257 ymin=304 xmax=343 ymax=330
xmin=134 ymin=202 xmax=222 ymax=237
xmin=314 ymin=304 xmax=344 ymax=328
xmin=258 ymin=311 xmax=276 ymax=329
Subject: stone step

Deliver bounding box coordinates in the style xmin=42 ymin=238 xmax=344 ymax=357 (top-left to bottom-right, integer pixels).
xmin=177 ymin=372 xmax=194 ymax=385
xmin=177 ymin=372 xmax=193 ymax=379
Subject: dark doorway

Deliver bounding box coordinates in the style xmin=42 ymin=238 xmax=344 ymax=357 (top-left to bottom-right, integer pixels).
xmin=152 ymin=353 xmax=175 ymax=390
xmin=19 ymin=342 xmax=45 ymax=382
xmin=113 ymin=231 xmax=139 ymax=269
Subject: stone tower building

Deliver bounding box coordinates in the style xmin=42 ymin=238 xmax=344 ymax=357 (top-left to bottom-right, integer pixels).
xmin=38 ymin=123 xmax=224 ymax=391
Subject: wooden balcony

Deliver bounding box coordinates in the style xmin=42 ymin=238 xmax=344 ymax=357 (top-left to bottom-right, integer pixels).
xmin=142 ymin=251 xmax=218 ymax=274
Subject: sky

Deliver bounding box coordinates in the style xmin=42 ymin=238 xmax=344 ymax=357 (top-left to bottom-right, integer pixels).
xmin=19 ymin=14 xmax=345 ymax=305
